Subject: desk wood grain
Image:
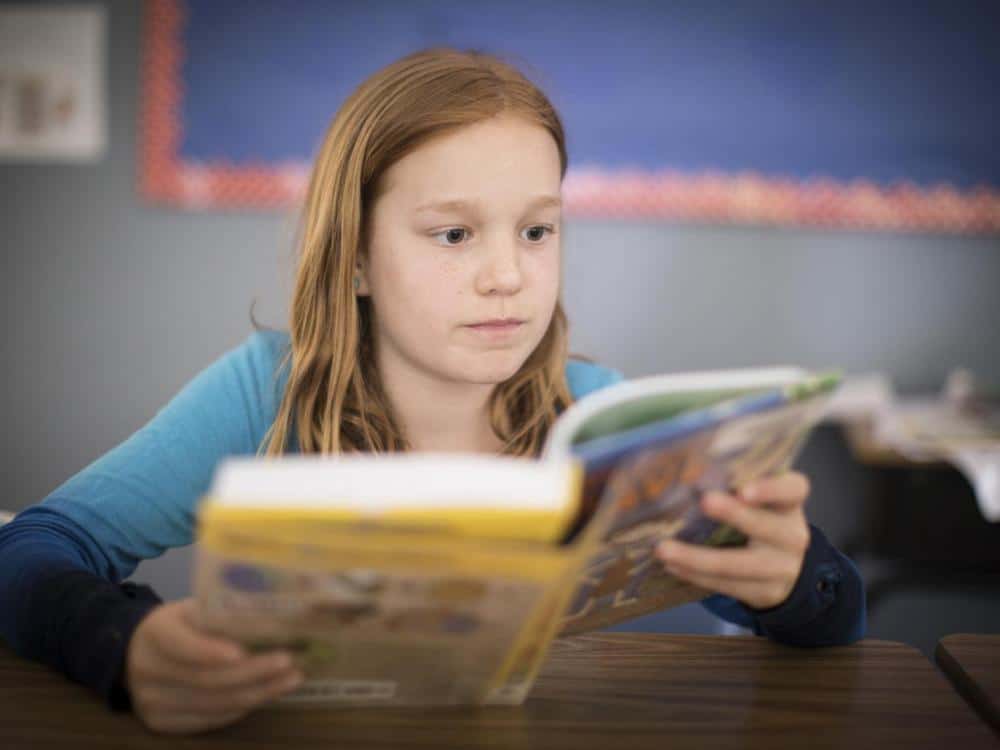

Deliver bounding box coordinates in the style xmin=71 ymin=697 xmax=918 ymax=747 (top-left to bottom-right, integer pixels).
xmin=936 ymin=633 xmax=1000 ymax=734
xmin=2 ymin=634 xmax=997 ymax=749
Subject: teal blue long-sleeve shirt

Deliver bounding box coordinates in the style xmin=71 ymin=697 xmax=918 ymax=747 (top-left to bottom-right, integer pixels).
xmin=0 ymin=330 xmax=865 ymax=710
xmin=8 ymin=330 xmax=628 ymax=580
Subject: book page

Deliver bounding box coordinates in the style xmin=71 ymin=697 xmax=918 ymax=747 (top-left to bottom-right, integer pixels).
xmin=545 ymin=366 xmax=807 ymax=457
xmin=559 ymin=397 xmax=825 ymax=635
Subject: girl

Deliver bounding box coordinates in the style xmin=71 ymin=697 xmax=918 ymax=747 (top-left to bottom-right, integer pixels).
xmin=0 ymin=48 xmax=864 ymax=735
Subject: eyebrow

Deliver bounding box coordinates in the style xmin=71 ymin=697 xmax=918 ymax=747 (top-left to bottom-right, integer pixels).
xmin=414 ymin=195 xmax=562 ymax=214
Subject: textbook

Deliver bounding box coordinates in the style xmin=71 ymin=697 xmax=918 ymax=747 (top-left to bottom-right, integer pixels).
xmin=192 ymin=366 xmax=839 ymax=706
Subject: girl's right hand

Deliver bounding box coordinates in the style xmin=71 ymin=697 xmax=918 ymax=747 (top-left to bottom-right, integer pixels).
xmin=125 ymin=598 xmax=303 ymax=734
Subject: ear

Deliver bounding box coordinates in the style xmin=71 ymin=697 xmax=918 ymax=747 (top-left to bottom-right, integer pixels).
xmin=354 ymin=263 xmax=370 ymax=296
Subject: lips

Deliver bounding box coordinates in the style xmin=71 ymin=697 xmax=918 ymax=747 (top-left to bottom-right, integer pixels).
xmin=465 ymin=319 xmax=525 ymax=339
xmin=467 ymin=318 xmax=524 ymax=327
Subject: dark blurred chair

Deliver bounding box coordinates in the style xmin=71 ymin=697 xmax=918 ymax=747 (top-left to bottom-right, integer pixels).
xmin=838 ymin=420 xmax=1000 ymax=615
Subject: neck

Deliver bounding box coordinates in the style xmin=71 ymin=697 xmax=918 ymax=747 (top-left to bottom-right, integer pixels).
xmin=377 ymin=357 xmax=504 ymax=455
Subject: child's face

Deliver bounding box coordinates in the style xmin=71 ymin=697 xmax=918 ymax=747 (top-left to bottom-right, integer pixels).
xmin=363 ymin=115 xmax=563 ymax=389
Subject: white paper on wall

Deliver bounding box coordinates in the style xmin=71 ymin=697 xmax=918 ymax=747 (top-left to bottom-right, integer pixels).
xmin=0 ymin=4 xmax=106 ymax=161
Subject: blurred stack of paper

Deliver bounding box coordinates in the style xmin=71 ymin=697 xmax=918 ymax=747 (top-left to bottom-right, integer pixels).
xmin=827 ymin=372 xmax=1000 ymax=522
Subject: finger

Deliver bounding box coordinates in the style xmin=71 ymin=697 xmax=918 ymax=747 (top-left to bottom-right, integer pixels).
xmin=148 ymin=603 xmax=244 ymax=668
xmin=662 ymin=561 xmax=793 ymax=611
xmin=700 ymin=491 xmax=810 ymax=552
xmin=656 ymin=538 xmax=801 ymax=582
xmin=155 ymin=649 xmax=297 ymax=691
xmin=152 ymin=669 xmax=304 ymax=715
xmin=737 ymin=471 xmax=810 ymax=507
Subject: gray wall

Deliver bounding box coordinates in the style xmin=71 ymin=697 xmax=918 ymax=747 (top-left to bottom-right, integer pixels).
xmin=3 ymin=1 xmax=999 ymax=644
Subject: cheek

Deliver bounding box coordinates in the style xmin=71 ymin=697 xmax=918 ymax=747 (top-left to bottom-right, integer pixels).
xmin=530 ymin=246 xmax=562 ymax=303
xmin=382 ymin=249 xmax=461 ymax=322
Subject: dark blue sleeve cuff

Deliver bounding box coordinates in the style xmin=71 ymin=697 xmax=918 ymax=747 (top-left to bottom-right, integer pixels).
xmin=702 ymin=523 xmax=866 ymax=646
xmin=18 ymin=568 xmax=162 ymax=712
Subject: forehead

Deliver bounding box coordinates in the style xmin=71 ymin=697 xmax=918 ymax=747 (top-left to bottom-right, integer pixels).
xmin=377 ymin=116 xmax=562 ymax=209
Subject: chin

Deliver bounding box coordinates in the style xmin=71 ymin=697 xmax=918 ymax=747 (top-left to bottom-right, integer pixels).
xmin=458 ymin=351 xmax=530 ymax=385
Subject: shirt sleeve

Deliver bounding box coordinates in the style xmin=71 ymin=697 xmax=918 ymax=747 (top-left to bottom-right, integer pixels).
xmin=700 ymin=523 xmax=867 ymax=646
xmin=0 ymin=331 xmax=288 ymax=708
xmin=565 ymin=359 xmax=626 ymax=400
xmin=16 ymin=330 xmax=288 ymax=581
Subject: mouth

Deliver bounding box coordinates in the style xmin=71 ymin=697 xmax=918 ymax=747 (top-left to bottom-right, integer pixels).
xmin=465 ymin=318 xmax=525 ymax=330
xmin=469 ymin=318 xmax=524 ymax=328
xmin=464 ymin=319 xmax=525 ymax=338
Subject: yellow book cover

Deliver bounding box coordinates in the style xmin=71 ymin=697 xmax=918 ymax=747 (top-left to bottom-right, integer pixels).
xmin=192 ymin=367 xmax=840 ymax=706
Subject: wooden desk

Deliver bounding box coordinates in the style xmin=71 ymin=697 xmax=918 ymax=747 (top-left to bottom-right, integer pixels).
xmin=936 ymin=634 xmax=1000 ymax=735
xmin=2 ymin=634 xmax=996 ymax=749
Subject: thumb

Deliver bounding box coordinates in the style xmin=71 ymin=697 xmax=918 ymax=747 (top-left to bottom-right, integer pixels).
xmin=156 ymin=599 xmax=245 ymax=667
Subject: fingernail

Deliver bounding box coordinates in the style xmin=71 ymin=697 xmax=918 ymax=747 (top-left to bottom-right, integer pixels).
xmin=741 ymin=485 xmax=757 ymax=501
xmin=657 ymin=540 xmax=674 ymax=560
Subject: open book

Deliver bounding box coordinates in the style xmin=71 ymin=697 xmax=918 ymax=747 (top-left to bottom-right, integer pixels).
xmin=192 ymin=366 xmax=839 ymax=706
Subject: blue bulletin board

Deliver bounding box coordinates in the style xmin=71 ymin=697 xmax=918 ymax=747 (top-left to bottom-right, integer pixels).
xmin=141 ymin=0 xmax=1000 ymax=233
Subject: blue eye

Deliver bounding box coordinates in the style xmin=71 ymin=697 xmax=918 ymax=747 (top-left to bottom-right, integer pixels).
xmin=432 ymin=228 xmax=469 ymax=246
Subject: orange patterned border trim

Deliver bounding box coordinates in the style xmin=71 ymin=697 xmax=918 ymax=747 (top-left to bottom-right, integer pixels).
xmin=140 ymin=0 xmax=183 ymax=205
xmin=562 ymin=169 xmax=1000 ymax=234
xmin=140 ymin=0 xmax=1000 ymax=234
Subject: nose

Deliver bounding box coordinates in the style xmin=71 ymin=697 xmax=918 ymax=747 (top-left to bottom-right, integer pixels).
xmin=475 ymin=236 xmax=523 ymax=296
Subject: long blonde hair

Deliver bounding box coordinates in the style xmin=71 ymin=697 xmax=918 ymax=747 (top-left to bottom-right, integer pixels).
xmin=259 ymin=48 xmax=575 ymax=458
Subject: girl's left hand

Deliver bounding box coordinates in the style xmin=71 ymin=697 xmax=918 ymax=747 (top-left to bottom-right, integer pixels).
xmin=655 ymin=471 xmax=812 ymax=611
